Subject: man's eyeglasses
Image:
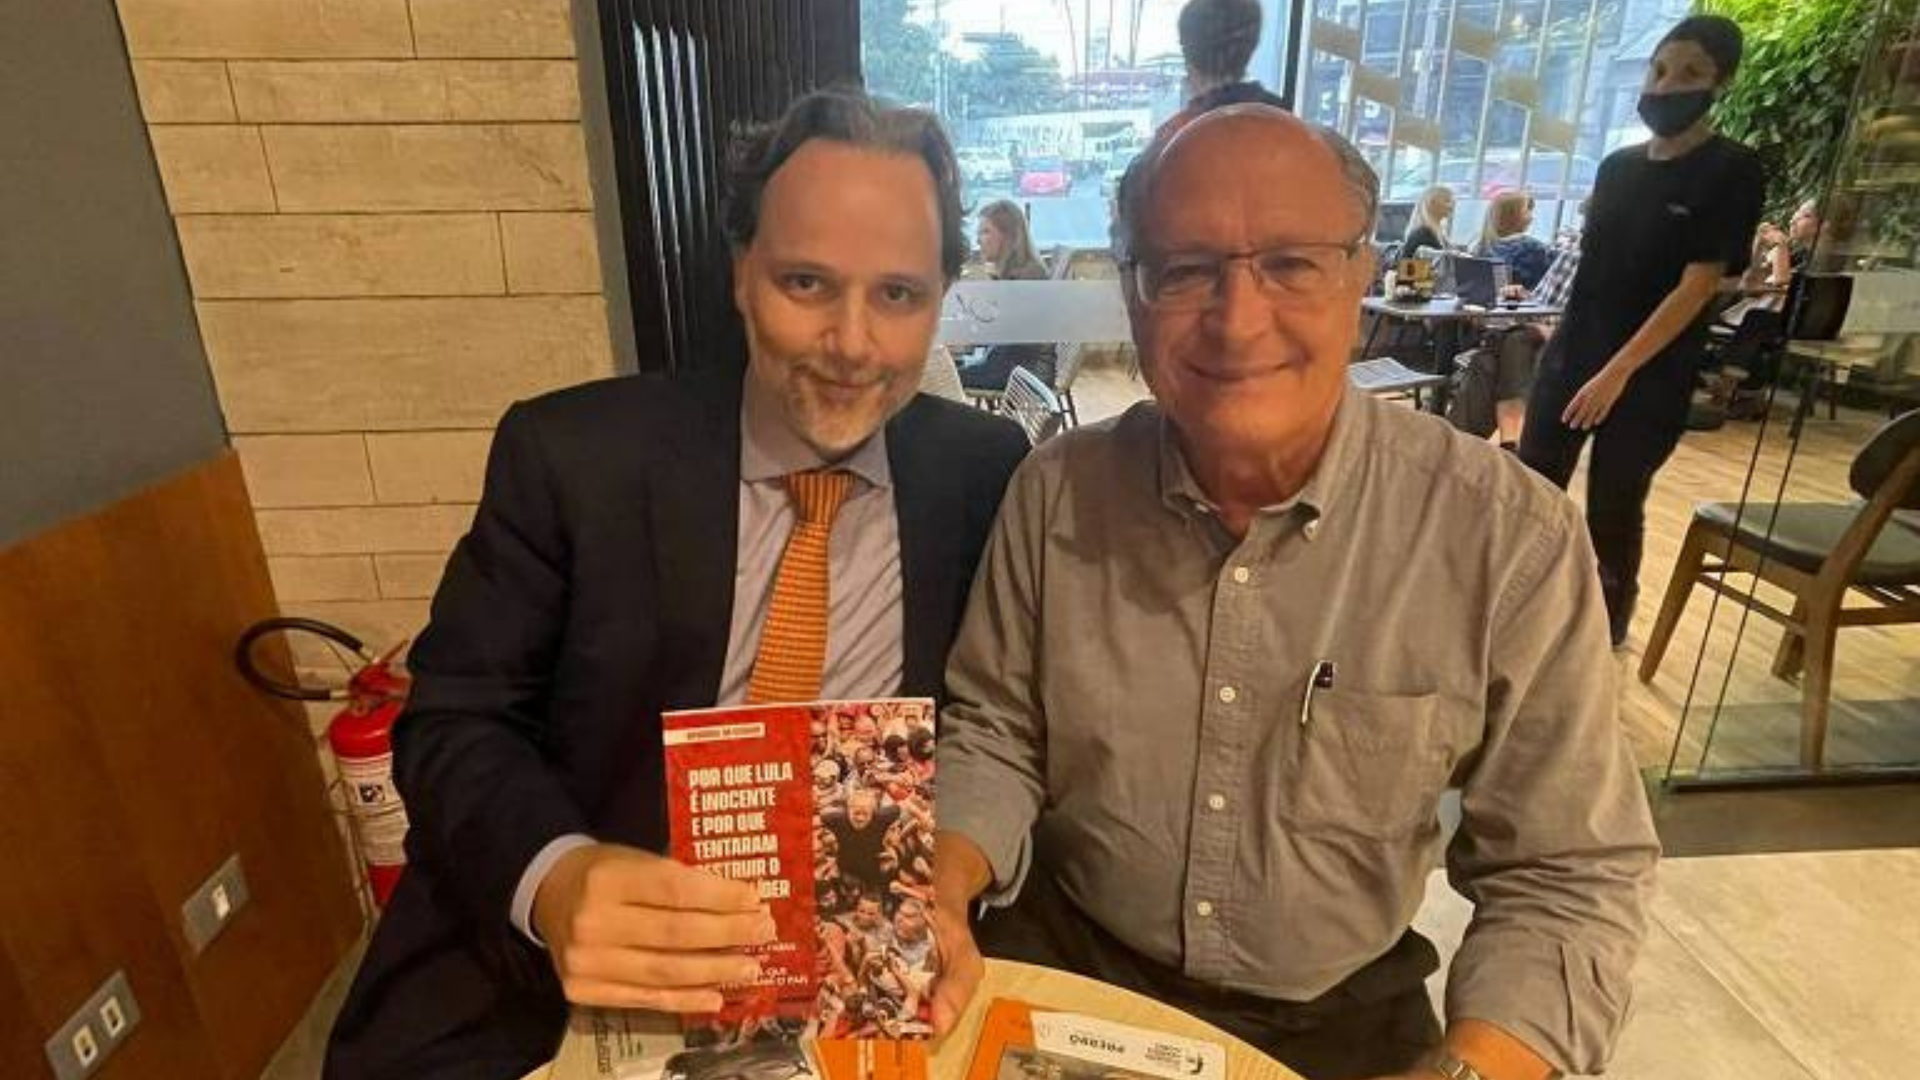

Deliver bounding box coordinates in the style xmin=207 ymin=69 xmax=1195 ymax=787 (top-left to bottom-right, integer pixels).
xmin=1127 ymin=238 xmax=1367 ymax=309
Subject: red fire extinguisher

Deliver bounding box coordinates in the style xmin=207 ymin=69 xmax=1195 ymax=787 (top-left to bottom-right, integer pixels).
xmin=236 ymin=617 xmax=411 ymax=907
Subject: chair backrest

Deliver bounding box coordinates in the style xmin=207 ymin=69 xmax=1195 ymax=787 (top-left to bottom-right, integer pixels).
xmin=1053 ymin=342 xmax=1086 ymax=392
xmin=1787 ymin=273 xmax=1853 ymax=341
xmin=1004 ymin=365 xmax=1065 ymax=445
xmin=1851 ymin=407 xmax=1920 ymax=510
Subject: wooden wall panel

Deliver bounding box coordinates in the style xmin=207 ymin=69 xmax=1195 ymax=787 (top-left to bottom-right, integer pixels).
xmin=0 ymin=964 xmax=54 ymax=1080
xmin=0 ymin=612 xmax=221 ymax=1080
xmin=0 ymin=451 xmax=361 ymax=1080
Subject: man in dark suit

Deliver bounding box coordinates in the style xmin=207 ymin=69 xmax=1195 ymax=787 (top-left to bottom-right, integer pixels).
xmin=325 ymin=89 xmax=1029 ymax=1080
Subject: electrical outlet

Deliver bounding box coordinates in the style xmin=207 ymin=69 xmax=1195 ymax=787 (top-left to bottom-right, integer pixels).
xmin=96 ymin=970 xmax=140 ymax=1044
xmin=71 ymin=1026 xmax=99 ymax=1067
xmin=44 ymin=971 xmax=139 ymax=1080
xmin=100 ymin=997 xmax=126 ymax=1038
xmin=181 ymin=854 xmax=250 ymax=953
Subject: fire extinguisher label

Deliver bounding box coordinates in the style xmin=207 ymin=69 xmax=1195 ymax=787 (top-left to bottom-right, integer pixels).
xmin=338 ymin=751 xmax=411 ymax=865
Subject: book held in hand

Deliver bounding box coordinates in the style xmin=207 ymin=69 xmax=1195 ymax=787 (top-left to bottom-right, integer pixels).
xmin=664 ymin=699 xmax=941 ymax=1047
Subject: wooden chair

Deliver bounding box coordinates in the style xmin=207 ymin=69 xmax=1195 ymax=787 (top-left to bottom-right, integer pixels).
xmin=1639 ymin=408 xmax=1920 ymax=768
xmin=1003 ymin=365 xmax=1066 ymax=446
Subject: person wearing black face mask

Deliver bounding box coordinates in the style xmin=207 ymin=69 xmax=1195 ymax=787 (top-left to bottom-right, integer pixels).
xmin=1517 ymin=14 xmax=1764 ymax=647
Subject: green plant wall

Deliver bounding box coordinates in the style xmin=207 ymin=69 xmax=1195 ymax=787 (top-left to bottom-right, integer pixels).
xmin=1705 ymin=0 xmax=1877 ymax=220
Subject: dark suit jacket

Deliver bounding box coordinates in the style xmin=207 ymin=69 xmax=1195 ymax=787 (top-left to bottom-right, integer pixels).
xmin=326 ymin=365 xmax=1028 ymax=1080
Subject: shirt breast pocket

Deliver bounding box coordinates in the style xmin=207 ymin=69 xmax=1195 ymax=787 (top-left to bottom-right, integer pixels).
xmin=1280 ymin=687 xmax=1476 ymax=840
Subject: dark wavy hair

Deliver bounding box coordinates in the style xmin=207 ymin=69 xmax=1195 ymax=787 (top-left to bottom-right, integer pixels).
xmin=723 ymin=88 xmax=967 ymax=280
xmin=1178 ymin=0 xmax=1264 ymax=82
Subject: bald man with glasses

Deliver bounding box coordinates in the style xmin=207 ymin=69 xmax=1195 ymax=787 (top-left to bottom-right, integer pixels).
xmin=928 ymin=107 xmax=1659 ymax=1080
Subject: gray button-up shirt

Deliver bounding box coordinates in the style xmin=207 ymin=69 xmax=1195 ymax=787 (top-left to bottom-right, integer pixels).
xmin=940 ymin=387 xmax=1659 ymax=1074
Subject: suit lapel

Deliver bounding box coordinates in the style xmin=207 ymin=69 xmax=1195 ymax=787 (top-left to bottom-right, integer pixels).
xmin=888 ymin=398 xmax=965 ymax=700
xmin=647 ymin=367 xmax=743 ymax=709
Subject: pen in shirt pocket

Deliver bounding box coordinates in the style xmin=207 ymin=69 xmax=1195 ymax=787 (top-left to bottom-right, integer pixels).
xmin=1298 ymin=660 xmax=1336 ymax=728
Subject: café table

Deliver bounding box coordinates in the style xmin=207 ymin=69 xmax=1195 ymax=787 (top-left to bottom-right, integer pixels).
xmin=523 ymin=959 xmax=1302 ymax=1080
xmin=1358 ymin=296 xmax=1563 ymax=414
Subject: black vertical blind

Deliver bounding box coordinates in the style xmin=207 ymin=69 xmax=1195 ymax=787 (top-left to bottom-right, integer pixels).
xmin=597 ymin=1 xmax=862 ymax=374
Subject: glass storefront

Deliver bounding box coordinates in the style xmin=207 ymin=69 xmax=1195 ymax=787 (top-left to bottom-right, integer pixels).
xmin=1298 ymin=0 xmax=1694 ymax=244
xmin=860 ymin=0 xmax=1298 ymax=253
xmin=860 ymin=0 xmax=1699 ymax=251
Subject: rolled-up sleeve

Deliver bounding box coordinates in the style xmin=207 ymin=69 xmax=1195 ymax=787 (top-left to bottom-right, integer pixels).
xmin=938 ymin=452 xmax=1053 ymax=907
xmin=1444 ymin=496 xmax=1661 ymax=1075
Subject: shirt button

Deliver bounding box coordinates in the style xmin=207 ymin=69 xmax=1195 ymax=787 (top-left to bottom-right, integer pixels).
xmin=1195 ymin=900 xmax=1216 ymax=918
xmin=1303 ymin=519 xmax=1322 ymax=541
xmin=1207 ymin=793 xmax=1227 ymax=811
xmin=1217 ymin=685 xmax=1237 ymax=704
xmin=1231 ymin=566 xmax=1252 ymax=585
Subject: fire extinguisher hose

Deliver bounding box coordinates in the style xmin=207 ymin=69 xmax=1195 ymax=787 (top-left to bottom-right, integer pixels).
xmin=234 ymin=616 xmax=373 ymax=701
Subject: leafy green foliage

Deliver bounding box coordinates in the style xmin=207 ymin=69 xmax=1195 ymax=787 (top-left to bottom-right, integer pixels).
xmin=861 ymin=0 xmax=938 ymax=106
xmin=860 ymin=0 xmax=1070 ymax=118
xmin=1704 ymin=0 xmax=1876 ymax=219
xmin=949 ymin=37 xmax=1073 ymax=118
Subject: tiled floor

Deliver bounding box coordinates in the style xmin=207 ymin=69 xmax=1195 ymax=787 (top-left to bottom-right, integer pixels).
xmin=1415 ymin=849 xmax=1920 ymax=1080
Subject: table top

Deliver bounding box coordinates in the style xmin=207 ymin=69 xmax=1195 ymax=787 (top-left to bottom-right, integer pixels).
xmin=934 ymin=961 xmax=1300 ymax=1080
xmin=526 ymin=959 xmax=1302 ymax=1080
xmin=1364 ymin=296 xmax=1562 ymax=321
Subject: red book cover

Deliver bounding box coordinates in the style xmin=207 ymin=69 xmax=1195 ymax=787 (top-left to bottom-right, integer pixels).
xmin=664 ymin=699 xmax=939 ymax=1048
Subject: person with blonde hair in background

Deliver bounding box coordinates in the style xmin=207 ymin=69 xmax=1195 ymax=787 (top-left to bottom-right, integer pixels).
xmin=1403 ymin=184 xmax=1455 ymax=255
xmin=1475 ymin=190 xmax=1553 ymax=290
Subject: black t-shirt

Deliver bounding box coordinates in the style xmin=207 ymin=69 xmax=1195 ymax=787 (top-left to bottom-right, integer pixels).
xmin=1553 ymin=135 xmax=1764 ymax=388
xmin=1403 ymin=224 xmax=1445 ymax=254
xmin=825 ymin=804 xmax=900 ymax=891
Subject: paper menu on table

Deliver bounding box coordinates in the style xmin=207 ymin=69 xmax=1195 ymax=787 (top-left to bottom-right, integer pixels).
xmin=544 ymin=1008 xmax=685 ymax=1080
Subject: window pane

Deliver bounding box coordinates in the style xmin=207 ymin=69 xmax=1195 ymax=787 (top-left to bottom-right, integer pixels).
xmin=1300 ymin=0 xmax=1695 ymax=245
xmin=860 ymin=0 xmax=1294 ymax=255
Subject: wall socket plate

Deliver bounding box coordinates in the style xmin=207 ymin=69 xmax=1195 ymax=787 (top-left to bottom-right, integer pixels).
xmin=181 ymin=853 xmax=250 ymax=954
xmin=44 ymin=969 xmax=141 ymax=1080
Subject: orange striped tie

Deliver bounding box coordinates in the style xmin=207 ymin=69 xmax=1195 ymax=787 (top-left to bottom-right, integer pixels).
xmin=746 ymin=469 xmax=855 ymax=704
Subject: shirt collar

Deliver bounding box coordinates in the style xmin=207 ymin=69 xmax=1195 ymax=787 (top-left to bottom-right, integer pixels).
xmin=1154 ymin=385 xmax=1367 ymax=523
xmin=739 ymin=374 xmax=893 ymax=490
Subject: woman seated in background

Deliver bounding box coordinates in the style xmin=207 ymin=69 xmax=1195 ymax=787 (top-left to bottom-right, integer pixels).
xmin=1467 ymin=192 xmax=1558 ymax=451
xmin=1475 ymin=190 xmax=1554 ymax=290
xmin=958 ymin=200 xmax=1057 ymax=393
xmin=1402 ymin=184 xmax=1456 ymax=256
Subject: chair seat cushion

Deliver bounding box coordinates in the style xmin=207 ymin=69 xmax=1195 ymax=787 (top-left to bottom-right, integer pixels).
xmin=1696 ymin=501 xmax=1920 ymax=584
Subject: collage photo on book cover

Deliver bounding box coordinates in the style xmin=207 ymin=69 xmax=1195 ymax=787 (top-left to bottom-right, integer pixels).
xmin=811 ymin=699 xmax=939 ymax=1039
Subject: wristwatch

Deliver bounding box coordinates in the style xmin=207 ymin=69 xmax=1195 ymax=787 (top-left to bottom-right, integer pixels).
xmin=1430 ymin=1055 xmax=1489 ymax=1080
